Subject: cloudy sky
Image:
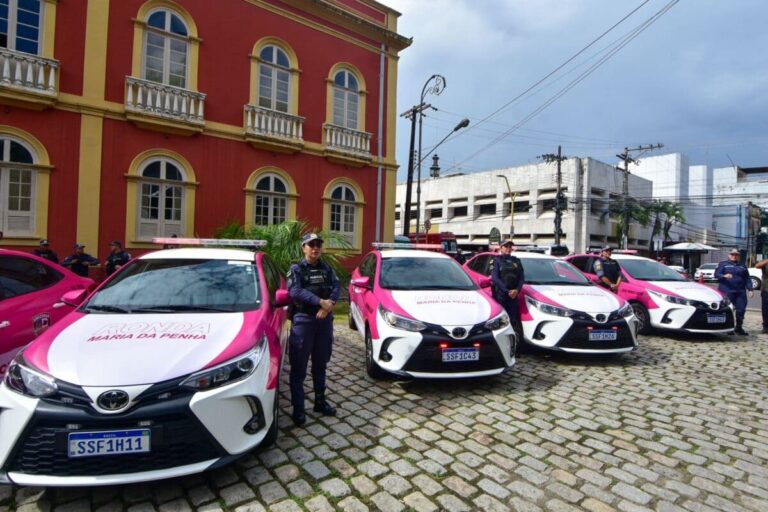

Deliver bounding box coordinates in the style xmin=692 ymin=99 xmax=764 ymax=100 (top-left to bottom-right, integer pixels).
xmin=385 ymin=0 xmax=768 ymax=182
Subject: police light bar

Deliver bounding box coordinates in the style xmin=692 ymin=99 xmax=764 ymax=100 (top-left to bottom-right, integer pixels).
xmin=152 ymin=237 xmax=267 ymax=248
xmin=372 ymin=242 xmax=443 ymax=250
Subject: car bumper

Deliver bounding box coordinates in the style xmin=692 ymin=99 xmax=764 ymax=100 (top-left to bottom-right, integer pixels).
xmin=0 ymin=346 xmax=277 ymax=486
xmin=522 ymin=311 xmax=637 ymax=353
xmin=649 ymin=303 xmax=735 ymax=333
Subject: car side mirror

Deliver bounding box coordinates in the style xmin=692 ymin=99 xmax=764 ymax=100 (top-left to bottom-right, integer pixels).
xmin=275 ymin=289 xmax=291 ymax=307
xmin=61 ymin=289 xmax=87 ymax=307
xmin=351 ymin=276 xmax=371 ymax=288
xmin=478 ymin=276 xmax=492 ymax=288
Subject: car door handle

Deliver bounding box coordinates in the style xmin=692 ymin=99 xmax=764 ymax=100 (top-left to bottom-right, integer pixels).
xmin=0 ymin=321 xmax=9 ymax=329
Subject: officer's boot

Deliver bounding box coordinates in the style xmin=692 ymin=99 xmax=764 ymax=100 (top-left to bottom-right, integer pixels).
xmin=735 ymin=320 xmax=748 ymax=336
xmin=313 ymin=390 xmax=337 ymax=416
xmin=292 ymin=406 xmax=306 ymax=426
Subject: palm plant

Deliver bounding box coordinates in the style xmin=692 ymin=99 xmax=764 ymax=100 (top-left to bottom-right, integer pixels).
xmin=661 ymin=202 xmax=685 ymax=241
xmin=216 ymin=220 xmax=353 ymax=281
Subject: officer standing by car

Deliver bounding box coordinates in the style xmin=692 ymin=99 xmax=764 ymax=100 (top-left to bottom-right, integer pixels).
xmin=287 ymin=233 xmax=340 ymax=427
xmin=755 ymin=257 xmax=768 ymax=334
xmin=105 ymin=240 xmax=131 ymax=277
xmin=716 ymin=248 xmax=753 ymax=335
xmin=491 ymin=239 xmax=524 ymax=330
xmin=33 ymin=239 xmax=59 ymax=264
xmin=594 ymin=246 xmax=622 ymax=292
xmin=62 ymin=243 xmax=99 ymax=277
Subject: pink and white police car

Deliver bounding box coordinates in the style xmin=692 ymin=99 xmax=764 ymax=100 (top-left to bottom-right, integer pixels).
xmin=464 ymin=251 xmax=638 ymax=353
xmin=0 ymin=239 xmax=290 ymax=486
xmin=348 ymin=244 xmax=516 ymax=379
xmin=565 ymin=252 xmax=734 ymax=334
xmin=1 ymin=249 xmax=94 ymax=378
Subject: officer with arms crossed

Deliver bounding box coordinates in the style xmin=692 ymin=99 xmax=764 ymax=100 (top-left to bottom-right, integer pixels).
xmin=491 ymin=239 xmax=524 ymax=333
xmin=34 ymin=239 xmax=59 ymax=263
xmin=287 ymin=233 xmax=340 ymax=426
xmin=715 ymin=248 xmax=753 ymax=335
xmin=594 ymin=246 xmax=622 ymax=292
xmin=105 ymin=240 xmax=131 ymax=277
xmin=62 ymin=243 xmax=99 ymax=277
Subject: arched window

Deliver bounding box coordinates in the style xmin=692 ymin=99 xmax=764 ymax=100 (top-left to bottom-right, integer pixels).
xmin=0 ymin=137 xmax=35 ymax=235
xmin=143 ymin=9 xmax=189 ymax=88
xmin=332 ymin=69 xmax=359 ymax=129
xmin=258 ymin=45 xmax=290 ymax=113
xmin=254 ymin=173 xmax=288 ymax=225
xmin=0 ymin=0 xmax=42 ymax=55
xmin=330 ymin=184 xmax=356 ymax=243
xmin=137 ymin=158 xmax=185 ymax=239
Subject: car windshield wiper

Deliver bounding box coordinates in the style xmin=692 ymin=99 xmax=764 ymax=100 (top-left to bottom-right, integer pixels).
xmin=83 ymin=304 xmax=131 ymax=314
xmin=158 ymin=305 xmax=237 ymax=313
xmin=415 ymin=285 xmax=468 ymax=290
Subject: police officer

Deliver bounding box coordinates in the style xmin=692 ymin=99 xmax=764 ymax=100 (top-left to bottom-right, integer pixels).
xmin=287 ymin=233 xmax=340 ymax=426
xmin=491 ymin=239 xmax=524 ymax=330
xmin=34 ymin=239 xmax=59 ymax=264
xmin=715 ymin=248 xmax=753 ymax=335
xmin=755 ymin=257 xmax=768 ymax=334
xmin=594 ymin=246 xmax=622 ymax=292
xmin=62 ymin=243 xmax=99 ymax=277
xmin=105 ymin=240 xmax=131 ymax=276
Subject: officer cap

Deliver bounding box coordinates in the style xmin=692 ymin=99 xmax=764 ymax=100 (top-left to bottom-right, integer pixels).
xmin=110 ymin=240 xmax=122 ymax=248
xmin=301 ymin=233 xmax=324 ymax=246
xmin=39 ymin=239 xmax=49 ymax=246
xmin=729 ymin=248 xmax=740 ymax=255
xmin=500 ymin=239 xmax=514 ymax=247
xmin=73 ymin=243 xmax=85 ymax=249
xmin=601 ymin=245 xmax=613 ymax=252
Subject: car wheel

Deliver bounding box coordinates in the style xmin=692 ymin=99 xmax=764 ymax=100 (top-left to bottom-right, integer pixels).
xmin=750 ymin=276 xmax=761 ymax=290
xmin=365 ymin=328 xmax=386 ymax=379
xmin=261 ymin=384 xmax=280 ymax=447
xmin=631 ymin=302 xmax=651 ymax=335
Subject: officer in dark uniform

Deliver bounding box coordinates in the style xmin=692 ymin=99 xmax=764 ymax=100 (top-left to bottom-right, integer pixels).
xmin=715 ymin=248 xmax=753 ymax=335
xmin=594 ymin=246 xmax=622 ymax=292
xmin=105 ymin=240 xmax=131 ymax=277
xmin=287 ymin=233 xmax=340 ymax=426
xmin=491 ymin=239 xmax=524 ymax=329
xmin=34 ymin=239 xmax=59 ymax=264
xmin=62 ymin=243 xmax=99 ymax=277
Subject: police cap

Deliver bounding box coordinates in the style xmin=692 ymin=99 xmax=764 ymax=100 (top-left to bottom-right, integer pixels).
xmin=601 ymin=245 xmax=614 ymax=252
xmin=73 ymin=243 xmax=85 ymax=249
xmin=301 ymin=233 xmax=324 ymax=246
xmin=39 ymin=239 xmax=49 ymax=246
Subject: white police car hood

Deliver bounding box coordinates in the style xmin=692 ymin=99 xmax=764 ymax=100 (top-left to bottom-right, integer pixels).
xmin=391 ymin=290 xmax=493 ymax=326
xmin=43 ymin=313 xmax=245 ymax=386
xmin=647 ymin=281 xmax=724 ymax=303
xmin=528 ymin=285 xmax=622 ymax=313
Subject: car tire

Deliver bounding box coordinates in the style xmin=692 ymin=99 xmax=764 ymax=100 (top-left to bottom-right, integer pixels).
xmin=261 ymin=383 xmax=280 ymax=448
xmin=365 ymin=328 xmax=387 ymax=379
xmin=750 ymin=276 xmax=761 ymax=290
xmin=631 ymin=302 xmax=651 ymax=335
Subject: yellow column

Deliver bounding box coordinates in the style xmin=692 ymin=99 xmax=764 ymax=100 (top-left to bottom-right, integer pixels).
xmin=76 ymin=0 xmax=110 ymax=248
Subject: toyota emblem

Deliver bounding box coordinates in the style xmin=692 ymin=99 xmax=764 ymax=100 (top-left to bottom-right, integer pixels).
xmin=595 ymin=314 xmax=607 ymax=323
xmin=711 ymin=303 xmax=719 ymax=310
xmin=97 ymin=390 xmax=130 ymax=411
xmin=451 ymin=327 xmax=468 ymax=339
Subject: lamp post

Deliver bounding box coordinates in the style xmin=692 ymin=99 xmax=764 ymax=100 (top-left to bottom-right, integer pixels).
xmin=497 ymin=174 xmax=516 ymax=239
xmin=415 ymin=74 xmax=446 ymax=238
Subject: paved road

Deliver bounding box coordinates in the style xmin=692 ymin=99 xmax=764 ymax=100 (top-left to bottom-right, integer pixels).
xmin=2 ymin=314 xmax=768 ymax=512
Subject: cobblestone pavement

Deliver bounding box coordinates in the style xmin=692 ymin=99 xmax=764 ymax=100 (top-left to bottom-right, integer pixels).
xmin=2 ymin=313 xmax=768 ymax=512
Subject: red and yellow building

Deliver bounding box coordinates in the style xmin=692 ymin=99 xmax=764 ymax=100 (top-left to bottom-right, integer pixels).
xmin=0 ymin=0 xmax=410 ymax=266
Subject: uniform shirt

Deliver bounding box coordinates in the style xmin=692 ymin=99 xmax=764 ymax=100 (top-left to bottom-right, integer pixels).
xmin=62 ymin=252 xmax=99 ymax=277
xmin=594 ymin=256 xmax=621 ymax=284
xmin=106 ymin=250 xmax=131 ymax=276
xmin=714 ymin=260 xmax=753 ymax=294
xmin=287 ymin=259 xmax=340 ymax=315
xmin=491 ymin=254 xmax=524 ymax=297
xmin=34 ymin=248 xmax=59 ymax=264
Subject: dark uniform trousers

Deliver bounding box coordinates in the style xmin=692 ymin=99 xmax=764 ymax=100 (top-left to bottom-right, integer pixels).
xmin=289 ymin=313 xmax=333 ymax=410
xmin=726 ymin=290 xmax=748 ymax=324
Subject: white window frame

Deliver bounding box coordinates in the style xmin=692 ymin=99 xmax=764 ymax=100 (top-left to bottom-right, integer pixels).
xmin=136 ymin=158 xmax=185 ymax=240
xmin=254 ymin=173 xmax=288 ymax=226
xmin=332 ymin=70 xmax=359 ymax=130
xmin=142 ymin=8 xmax=189 ymax=88
xmin=0 ymin=137 xmax=36 ymax=236
xmin=330 ymin=184 xmax=356 ymax=244
xmin=0 ymin=0 xmax=43 ymax=55
xmin=258 ymin=45 xmax=290 ymax=113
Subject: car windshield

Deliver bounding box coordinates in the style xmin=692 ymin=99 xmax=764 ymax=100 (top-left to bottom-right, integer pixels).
xmin=379 ymin=256 xmax=475 ymax=290
xmin=522 ymin=258 xmax=591 ymax=285
xmin=620 ymin=259 xmax=687 ymax=281
xmin=83 ymin=258 xmax=261 ymax=313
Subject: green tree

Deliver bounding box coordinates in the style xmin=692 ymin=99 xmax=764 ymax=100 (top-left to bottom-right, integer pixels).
xmin=216 ymin=220 xmax=353 ymax=281
xmin=607 ymin=198 xmax=651 ymax=241
xmin=660 ymin=202 xmax=685 ymax=241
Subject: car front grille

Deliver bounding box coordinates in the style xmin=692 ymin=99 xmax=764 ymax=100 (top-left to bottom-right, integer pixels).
xmin=681 ymin=308 xmax=734 ymax=331
xmin=401 ymin=331 xmax=507 ymax=373
xmin=555 ymin=320 xmax=635 ymax=351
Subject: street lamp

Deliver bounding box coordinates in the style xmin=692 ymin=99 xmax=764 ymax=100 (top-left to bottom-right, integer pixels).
xmin=415 ymin=74 xmax=446 ymax=238
xmin=497 ymin=174 xmax=516 ymax=239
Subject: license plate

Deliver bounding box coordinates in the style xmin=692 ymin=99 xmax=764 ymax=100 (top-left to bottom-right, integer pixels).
xmin=442 ymin=348 xmax=479 ymax=362
xmin=68 ymin=429 xmax=151 ymax=458
xmin=588 ymin=330 xmax=617 ymax=341
xmin=707 ymin=314 xmax=726 ymax=324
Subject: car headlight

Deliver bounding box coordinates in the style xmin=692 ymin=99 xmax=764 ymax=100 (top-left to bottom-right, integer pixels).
xmin=379 ymin=305 xmax=427 ymax=332
xmin=525 ymin=296 xmax=573 ymax=317
xmin=617 ymin=303 xmax=634 ymax=318
xmin=180 ymin=336 xmax=267 ymax=391
xmin=648 ymin=289 xmax=693 ymax=306
xmin=485 ymin=311 xmax=510 ymax=330
xmin=4 ymin=355 xmax=58 ymax=398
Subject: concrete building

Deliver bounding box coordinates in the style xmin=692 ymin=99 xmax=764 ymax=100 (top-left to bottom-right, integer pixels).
xmin=395 ymin=158 xmax=653 ymax=254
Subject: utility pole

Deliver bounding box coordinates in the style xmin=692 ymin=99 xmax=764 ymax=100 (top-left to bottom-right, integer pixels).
xmin=616 ymin=143 xmax=663 ymax=249
xmin=401 ymin=102 xmax=431 ymax=236
xmin=538 ymin=146 xmax=568 ymax=246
